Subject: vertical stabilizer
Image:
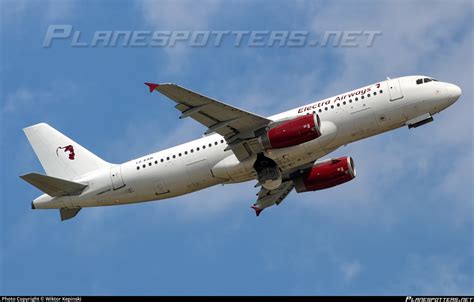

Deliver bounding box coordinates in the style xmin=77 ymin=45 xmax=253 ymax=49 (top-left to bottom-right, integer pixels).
xmin=23 ymin=123 xmax=111 ymax=180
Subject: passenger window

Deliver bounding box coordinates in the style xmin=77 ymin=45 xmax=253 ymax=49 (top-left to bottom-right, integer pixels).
xmin=149 ymin=162 xmax=152 ymax=166
xmin=136 ymin=167 xmax=140 ymax=170
xmin=324 ymin=107 xmax=328 ymax=111
xmin=373 ymin=92 xmax=377 ymax=96
xmin=361 ymin=95 xmax=364 ymax=99
xmin=349 ymin=99 xmax=352 ymax=103
xmin=191 ymin=149 xmax=194 ymax=153
xmin=166 ymin=157 xmax=170 ymax=160
xmin=208 ymin=143 xmax=212 ymax=147
xmin=221 ymin=140 xmax=224 ymax=143
xmin=343 ymin=101 xmax=346 ymax=105
xmin=214 ymin=142 xmax=218 ymax=145
xmin=142 ymin=164 xmax=146 ymax=168
xmin=185 ymin=151 xmax=188 ymax=155
xmin=161 ymin=158 xmax=164 ymax=162
xmin=337 ymin=103 xmax=340 ymax=107
xmin=379 ymin=90 xmax=383 ymax=93
xmin=179 ymin=153 xmax=182 ymax=157
xmin=172 ymin=155 xmax=176 ymax=159
xmin=196 ymin=147 xmax=200 ymax=151
xmin=154 ymin=160 xmax=158 ymax=164
xmin=318 ymin=109 xmax=322 ymax=113
xmin=416 ymin=79 xmax=423 ymax=85
xmin=355 ymin=97 xmax=358 ymax=101
xmin=331 ymin=105 xmax=334 ymax=109
xmin=367 ymin=94 xmax=370 ymax=97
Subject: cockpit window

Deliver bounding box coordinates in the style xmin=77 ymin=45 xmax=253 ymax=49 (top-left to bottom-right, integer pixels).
xmin=431 ymin=78 xmax=438 ymax=81
xmin=416 ymin=79 xmax=423 ymax=85
xmin=424 ymin=78 xmax=432 ymax=83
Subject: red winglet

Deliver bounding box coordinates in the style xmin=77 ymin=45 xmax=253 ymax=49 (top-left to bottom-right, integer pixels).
xmin=251 ymin=205 xmax=263 ymax=217
xmin=144 ymin=82 xmax=159 ymax=93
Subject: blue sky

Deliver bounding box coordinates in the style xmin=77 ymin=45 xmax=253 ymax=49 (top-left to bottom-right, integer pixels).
xmin=1 ymin=0 xmax=473 ymax=295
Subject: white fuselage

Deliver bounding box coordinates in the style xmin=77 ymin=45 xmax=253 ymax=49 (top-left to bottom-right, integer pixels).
xmin=32 ymin=75 xmax=461 ymax=209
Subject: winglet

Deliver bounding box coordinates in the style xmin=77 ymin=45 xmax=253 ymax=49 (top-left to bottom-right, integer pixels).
xmin=144 ymin=82 xmax=159 ymax=93
xmin=251 ymin=205 xmax=263 ymax=217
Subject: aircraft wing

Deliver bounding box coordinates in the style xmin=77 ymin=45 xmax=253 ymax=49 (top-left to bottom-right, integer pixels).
xmin=251 ymin=181 xmax=294 ymax=216
xmin=145 ymin=82 xmax=272 ymax=159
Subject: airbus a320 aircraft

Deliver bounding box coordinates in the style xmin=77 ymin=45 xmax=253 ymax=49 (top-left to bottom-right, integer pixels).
xmin=21 ymin=76 xmax=461 ymax=220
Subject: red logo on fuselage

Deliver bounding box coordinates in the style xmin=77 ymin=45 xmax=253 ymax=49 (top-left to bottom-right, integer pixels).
xmin=56 ymin=145 xmax=75 ymax=160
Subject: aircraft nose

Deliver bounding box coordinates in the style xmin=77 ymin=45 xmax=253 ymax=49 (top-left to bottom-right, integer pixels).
xmin=447 ymin=83 xmax=461 ymax=103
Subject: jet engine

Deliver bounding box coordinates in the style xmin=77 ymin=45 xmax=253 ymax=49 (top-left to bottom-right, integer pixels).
xmin=260 ymin=114 xmax=321 ymax=150
xmin=294 ymin=157 xmax=356 ymax=192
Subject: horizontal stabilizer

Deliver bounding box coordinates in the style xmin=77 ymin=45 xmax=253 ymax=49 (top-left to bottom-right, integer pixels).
xmin=60 ymin=207 xmax=81 ymax=221
xmin=20 ymin=172 xmax=87 ymax=197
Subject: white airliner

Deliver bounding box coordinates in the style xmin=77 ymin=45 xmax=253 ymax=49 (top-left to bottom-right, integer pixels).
xmin=21 ymin=76 xmax=461 ymax=220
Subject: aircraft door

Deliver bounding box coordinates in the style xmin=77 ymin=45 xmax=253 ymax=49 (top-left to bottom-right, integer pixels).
xmin=387 ymin=79 xmax=404 ymax=101
xmin=110 ymin=166 xmax=125 ymax=190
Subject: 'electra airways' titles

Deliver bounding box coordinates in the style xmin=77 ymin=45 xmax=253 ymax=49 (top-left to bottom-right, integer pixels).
xmin=21 ymin=76 xmax=461 ymax=220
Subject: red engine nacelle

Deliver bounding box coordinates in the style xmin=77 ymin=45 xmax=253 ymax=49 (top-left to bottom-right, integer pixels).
xmin=261 ymin=114 xmax=321 ymax=150
xmin=294 ymin=157 xmax=356 ymax=192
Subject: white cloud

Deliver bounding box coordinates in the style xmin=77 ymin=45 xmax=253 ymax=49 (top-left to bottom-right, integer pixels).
xmin=2 ymin=88 xmax=34 ymax=113
xmin=340 ymin=260 xmax=362 ymax=282
xmin=137 ymin=0 xmax=221 ymax=73
xmin=399 ymin=254 xmax=473 ymax=294
xmin=138 ymin=0 xmax=220 ymax=30
xmin=1 ymin=0 xmax=77 ymax=25
xmin=2 ymin=81 xmax=78 ymax=114
xmin=161 ymin=182 xmax=251 ymax=222
xmin=306 ymin=1 xmax=472 ymax=91
xmin=44 ymin=0 xmax=76 ymax=21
